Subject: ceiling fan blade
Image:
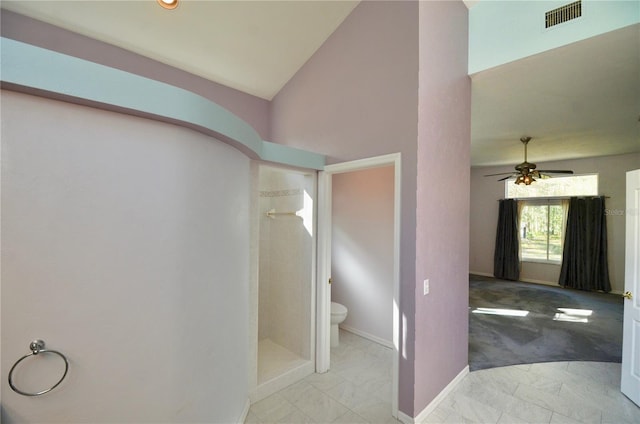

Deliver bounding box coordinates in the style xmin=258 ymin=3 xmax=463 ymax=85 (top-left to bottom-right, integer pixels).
xmin=484 ymin=172 xmax=517 ymax=177
xmin=536 ymin=170 xmax=574 ymax=174
xmin=497 ymin=175 xmax=515 ymax=181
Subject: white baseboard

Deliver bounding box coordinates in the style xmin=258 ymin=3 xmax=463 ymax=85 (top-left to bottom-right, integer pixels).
xmin=249 ymin=361 xmax=314 ymax=403
xmin=521 ymin=278 xmax=623 ymax=295
xmin=237 ymin=398 xmax=250 ymax=424
xmin=469 ymin=271 xmax=493 ymax=277
xmin=471 ymin=273 xmax=559 ymax=289
xmin=340 ymin=325 xmax=393 ymax=349
xmin=472 ymin=274 xmax=624 ymax=297
xmin=520 ymin=277 xmax=558 ymax=287
xmin=397 ymin=365 xmax=469 ymax=424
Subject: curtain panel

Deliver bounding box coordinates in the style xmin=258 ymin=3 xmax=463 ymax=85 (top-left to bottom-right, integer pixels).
xmin=559 ymin=196 xmax=611 ymax=292
xmin=494 ymin=199 xmax=520 ymax=281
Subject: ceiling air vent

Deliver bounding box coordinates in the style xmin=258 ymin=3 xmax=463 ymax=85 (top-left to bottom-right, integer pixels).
xmin=545 ymin=1 xmax=582 ymax=28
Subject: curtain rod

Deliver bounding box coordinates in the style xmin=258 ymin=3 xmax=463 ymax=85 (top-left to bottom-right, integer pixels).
xmin=499 ymin=195 xmax=610 ymax=201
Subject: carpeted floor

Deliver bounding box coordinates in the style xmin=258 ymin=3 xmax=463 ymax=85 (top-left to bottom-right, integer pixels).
xmin=469 ymin=274 xmax=623 ymax=371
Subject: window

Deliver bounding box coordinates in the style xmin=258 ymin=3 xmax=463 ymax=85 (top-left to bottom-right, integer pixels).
xmin=505 ymin=174 xmax=598 ymax=264
xmin=519 ymin=200 xmax=564 ymax=263
xmin=506 ymin=174 xmax=597 ymax=199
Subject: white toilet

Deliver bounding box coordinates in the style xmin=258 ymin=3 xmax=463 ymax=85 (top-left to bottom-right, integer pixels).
xmin=330 ymin=302 xmax=348 ymax=347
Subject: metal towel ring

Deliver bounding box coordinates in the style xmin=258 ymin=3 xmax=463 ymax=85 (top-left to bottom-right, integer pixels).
xmin=8 ymin=339 xmax=69 ymax=396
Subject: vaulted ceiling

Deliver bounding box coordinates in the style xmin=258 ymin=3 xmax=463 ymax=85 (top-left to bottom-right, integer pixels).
xmin=2 ymin=1 xmax=638 ymax=167
xmin=471 ymin=23 xmax=639 ymax=167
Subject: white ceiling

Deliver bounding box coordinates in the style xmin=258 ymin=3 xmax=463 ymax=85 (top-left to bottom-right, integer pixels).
xmin=2 ymin=0 xmax=639 ymax=167
xmin=471 ymin=23 xmax=640 ymax=167
xmin=1 ymin=0 xmax=360 ymax=100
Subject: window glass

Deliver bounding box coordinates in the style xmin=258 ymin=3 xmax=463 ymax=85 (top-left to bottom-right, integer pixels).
xmin=520 ymin=202 xmax=564 ymax=263
xmin=506 ymin=174 xmax=598 ymax=199
xmin=505 ymin=174 xmax=598 ymax=264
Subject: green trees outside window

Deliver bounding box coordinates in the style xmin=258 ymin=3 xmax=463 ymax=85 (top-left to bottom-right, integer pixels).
xmin=520 ymin=202 xmax=564 ymax=262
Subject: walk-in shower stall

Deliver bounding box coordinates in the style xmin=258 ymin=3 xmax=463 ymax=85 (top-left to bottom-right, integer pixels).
xmin=249 ymin=164 xmax=316 ymax=401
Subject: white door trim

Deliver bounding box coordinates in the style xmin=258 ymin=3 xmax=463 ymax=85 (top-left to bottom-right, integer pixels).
xmin=621 ymin=168 xmax=640 ymax=406
xmin=316 ymin=169 xmax=332 ymax=373
xmin=316 ymin=152 xmax=401 ymax=419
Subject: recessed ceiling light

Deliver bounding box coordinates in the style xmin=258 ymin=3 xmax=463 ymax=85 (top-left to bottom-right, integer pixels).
xmin=157 ymin=0 xmax=179 ymax=10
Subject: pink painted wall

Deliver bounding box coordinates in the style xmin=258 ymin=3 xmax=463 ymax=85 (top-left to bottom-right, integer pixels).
xmin=331 ymin=166 xmax=395 ymax=344
xmin=2 ymin=1 xmax=472 ymax=417
xmin=0 ymin=10 xmax=271 ymax=140
xmin=270 ymin=1 xmax=419 ymax=414
xmin=2 ymin=91 xmax=250 ymax=423
xmin=272 ymin=0 xmax=471 ymax=416
xmin=414 ymin=0 xmax=471 ymax=415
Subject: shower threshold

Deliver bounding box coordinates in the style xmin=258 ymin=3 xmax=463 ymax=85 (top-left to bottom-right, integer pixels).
xmin=258 ymin=339 xmax=308 ymax=383
xmin=253 ymin=339 xmax=314 ymax=402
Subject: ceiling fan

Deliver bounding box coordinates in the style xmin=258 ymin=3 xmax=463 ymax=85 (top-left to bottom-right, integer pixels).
xmin=485 ymin=136 xmax=574 ymax=185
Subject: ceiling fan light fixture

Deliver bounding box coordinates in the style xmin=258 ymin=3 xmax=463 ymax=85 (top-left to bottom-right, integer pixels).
xmin=514 ymin=174 xmax=536 ymax=185
xmin=157 ymin=0 xmax=179 ymax=10
xmin=487 ymin=137 xmax=573 ymax=184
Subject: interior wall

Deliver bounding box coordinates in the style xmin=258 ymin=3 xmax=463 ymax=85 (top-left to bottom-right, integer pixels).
xmin=1 ymin=91 xmax=250 ymax=423
xmin=415 ymin=0 xmax=471 ymax=416
xmin=258 ymin=167 xmax=313 ymax=359
xmin=270 ymin=1 xmax=419 ymax=414
xmin=331 ymin=166 xmax=394 ymax=345
xmin=470 ymin=152 xmax=640 ymax=294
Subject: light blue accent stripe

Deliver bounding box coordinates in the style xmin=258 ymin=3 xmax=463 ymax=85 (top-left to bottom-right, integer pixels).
xmin=0 ymin=37 xmax=325 ymax=170
xmin=261 ymin=141 xmax=325 ymax=170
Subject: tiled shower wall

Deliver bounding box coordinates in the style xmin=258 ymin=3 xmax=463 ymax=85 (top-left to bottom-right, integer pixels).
xmin=258 ymin=167 xmax=314 ymax=360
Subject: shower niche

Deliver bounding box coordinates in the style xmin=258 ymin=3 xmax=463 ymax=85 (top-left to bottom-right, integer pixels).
xmin=249 ymin=164 xmax=316 ymax=402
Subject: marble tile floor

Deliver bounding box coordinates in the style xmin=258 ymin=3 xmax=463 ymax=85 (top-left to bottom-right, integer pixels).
xmin=246 ymin=330 xmax=640 ymax=423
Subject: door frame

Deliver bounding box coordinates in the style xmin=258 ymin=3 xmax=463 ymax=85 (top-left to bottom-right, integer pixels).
xmin=316 ymin=152 xmax=401 ymax=418
xmin=621 ymin=168 xmax=640 ymax=406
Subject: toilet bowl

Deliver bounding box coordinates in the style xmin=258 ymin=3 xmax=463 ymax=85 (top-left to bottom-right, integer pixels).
xmin=330 ymin=302 xmax=348 ymax=347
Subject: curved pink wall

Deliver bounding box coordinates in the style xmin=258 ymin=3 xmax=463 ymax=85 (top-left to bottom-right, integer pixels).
xmin=2 ymin=91 xmax=250 ymax=422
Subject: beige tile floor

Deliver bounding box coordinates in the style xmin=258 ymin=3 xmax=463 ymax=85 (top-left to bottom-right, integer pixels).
xmin=246 ymin=330 xmax=640 ymax=423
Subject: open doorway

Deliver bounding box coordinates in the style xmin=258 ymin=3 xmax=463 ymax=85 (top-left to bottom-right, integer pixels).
xmin=331 ymin=166 xmax=395 ymax=346
xmin=317 ymin=153 xmax=401 ymax=419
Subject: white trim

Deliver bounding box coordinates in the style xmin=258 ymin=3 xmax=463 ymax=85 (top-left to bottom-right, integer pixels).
xmin=519 ymin=277 xmax=559 ymax=287
xmin=323 ymin=153 xmax=401 ymax=175
xmin=250 ymin=361 xmax=315 ymax=403
xmin=340 ymin=325 xmax=393 ymax=349
xmin=237 ymin=399 xmax=250 ymax=424
xmin=309 ymin=173 xmax=318 ymax=373
xmin=397 ymin=366 xmax=469 ymax=424
xmin=317 ymin=152 xmax=401 ymax=419
xmin=472 ymin=274 xmax=624 ymax=295
xmin=469 ymin=271 xmax=493 ymax=278
xmin=316 ymin=170 xmax=332 ymax=373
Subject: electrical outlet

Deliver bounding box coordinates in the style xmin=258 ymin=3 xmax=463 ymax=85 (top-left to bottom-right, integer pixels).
xmin=423 ymin=279 xmax=429 ymax=295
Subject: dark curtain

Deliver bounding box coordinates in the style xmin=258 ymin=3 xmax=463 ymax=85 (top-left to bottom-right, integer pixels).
xmin=494 ymin=199 xmax=520 ymax=281
xmin=559 ymin=196 xmax=611 ymax=292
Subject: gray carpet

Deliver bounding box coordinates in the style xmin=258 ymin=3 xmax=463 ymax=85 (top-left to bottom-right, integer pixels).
xmin=469 ymin=274 xmax=623 ymax=371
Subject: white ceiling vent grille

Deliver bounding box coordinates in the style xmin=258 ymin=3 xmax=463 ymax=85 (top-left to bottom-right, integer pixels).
xmin=545 ymin=1 xmax=582 ymax=28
